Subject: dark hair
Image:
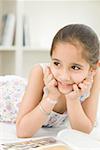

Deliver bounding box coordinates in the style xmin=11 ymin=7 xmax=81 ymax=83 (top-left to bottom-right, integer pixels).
xmin=50 ymin=24 xmax=100 ymax=69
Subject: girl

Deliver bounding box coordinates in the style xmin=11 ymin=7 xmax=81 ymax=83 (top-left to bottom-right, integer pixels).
xmin=16 ymin=24 xmax=100 ymax=138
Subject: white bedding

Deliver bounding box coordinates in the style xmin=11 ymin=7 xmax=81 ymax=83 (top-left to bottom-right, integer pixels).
xmin=0 ymin=122 xmax=67 ymax=144
xmin=0 ymin=122 xmax=100 ymax=145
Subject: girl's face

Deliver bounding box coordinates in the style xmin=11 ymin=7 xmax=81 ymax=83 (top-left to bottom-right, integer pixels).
xmin=50 ymin=42 xmax=91 ymax=94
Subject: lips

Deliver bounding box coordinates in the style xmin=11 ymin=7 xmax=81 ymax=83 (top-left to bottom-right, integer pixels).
xmin=58 ymin=81 xmax=73 ymax=88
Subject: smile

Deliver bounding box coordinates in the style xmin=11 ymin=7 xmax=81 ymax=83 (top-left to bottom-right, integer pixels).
xmin=58 ymin=81 xmax=73 ymax=88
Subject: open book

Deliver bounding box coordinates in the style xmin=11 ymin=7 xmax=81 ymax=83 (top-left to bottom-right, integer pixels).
xmin=0 ymin=129 xmax=100 ymax=150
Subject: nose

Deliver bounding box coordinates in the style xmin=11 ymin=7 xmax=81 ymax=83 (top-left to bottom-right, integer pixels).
xmin=60 ymin=69 xmax=71 ymax=81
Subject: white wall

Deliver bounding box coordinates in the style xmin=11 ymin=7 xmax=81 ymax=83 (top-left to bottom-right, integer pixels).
xmin=22 ymin=1 xmax=100 ymax=49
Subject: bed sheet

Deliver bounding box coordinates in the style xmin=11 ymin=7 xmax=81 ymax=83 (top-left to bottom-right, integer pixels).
xmin=0 ymin=122 xmax=67 ymax=144
xmin=0 ymin=122 xmax=100 ymax=145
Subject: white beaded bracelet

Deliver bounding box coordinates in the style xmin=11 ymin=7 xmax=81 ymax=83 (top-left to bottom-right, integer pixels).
xmin=43 ymin=86 xmax=49 ymax=97
xmin=39 ymin=103 xmax=50 ymax=116
xmin=46 ymin=97 xmax=58 ymax=105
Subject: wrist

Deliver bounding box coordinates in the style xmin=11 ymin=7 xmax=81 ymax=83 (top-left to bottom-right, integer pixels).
xmin=65 ymin=94 xmax=80 ymax=101
xmin=43 ymin=86 xmax=60 ymax=100
xmin=46 ymin=97 xmax=58 ymax=105
xmin=42 ymin=97 xmax=58 ymax=107
xmin=39 ymin=97 xmax=58 ymax=116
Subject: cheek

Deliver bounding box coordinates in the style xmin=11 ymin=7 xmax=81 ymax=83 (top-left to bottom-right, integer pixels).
xmin=71 ymin=72 xmax=89 ymax=84
xmin=51 ymin=69 xmax=58 ymax=78
xmin=50 ymin=66 xmax=59 ymax=79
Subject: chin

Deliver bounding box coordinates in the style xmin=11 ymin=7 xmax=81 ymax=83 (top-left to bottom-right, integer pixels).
xmin=58 ymin=86 xmax=72 ymax=95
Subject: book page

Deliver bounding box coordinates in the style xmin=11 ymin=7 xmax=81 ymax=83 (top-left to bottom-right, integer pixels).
xmin=57 ymin=129 xmax=100 ymax=149
xmin=0 ymin=136 xmax=72 ymax=150
xmin=42 ymin=145 xmax=71 ymax=150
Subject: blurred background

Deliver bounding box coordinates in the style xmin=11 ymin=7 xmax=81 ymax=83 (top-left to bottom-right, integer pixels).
xmin=0 ymin=0 xmax=100 ymax=78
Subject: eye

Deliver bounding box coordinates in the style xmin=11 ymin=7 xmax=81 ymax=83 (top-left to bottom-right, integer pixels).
xmin=71 ymin=65 xmax=81 ymax=70
xmin=53 ymin=61 xmax=60 ymax=67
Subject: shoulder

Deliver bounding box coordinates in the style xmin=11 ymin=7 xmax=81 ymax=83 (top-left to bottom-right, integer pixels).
xmin=28 ymin=64 xmax=44 ymax=84
xmin=89 ymin=68 xmax=100 ymax=99
xmin=24 ymin=64 xmax=45 ymax=103
xmin=31 ymin=63 xmax=43 ymax=73
xmin=30 ymin=63 xmax=49 ymax=75
xmin=31 ymin=63 xmax=50 ymax=76
xmin=28 ymin=63 xmax=50 ymax=89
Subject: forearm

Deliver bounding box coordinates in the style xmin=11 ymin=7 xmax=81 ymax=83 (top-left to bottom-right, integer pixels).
xmin=16 ymin=98 xmax=55 ymax=138
xmin=66 ymin=98 xmax=93 ymax=133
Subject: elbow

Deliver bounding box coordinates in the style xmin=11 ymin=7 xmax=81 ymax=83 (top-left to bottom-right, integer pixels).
xmin=17 ymin=133 xmax=33 ymax=138
xmin=72 ymin=126 xmax=93 ymax=134
xmin=72 ymin=123 xmax=94 ymax=134
xmin=83 ymin=126 xmax=93 ymax=134
xmin=16 ymin=124 xmax=33 ymax=138
xmin=84 ymin=121 xmax=94 ymax=134
xmin=16 ymin=129 xmax=33 ymax=138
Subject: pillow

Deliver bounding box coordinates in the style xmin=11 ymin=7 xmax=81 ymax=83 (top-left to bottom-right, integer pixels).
xmin=0 ymin=75 xmax=27 ymax=123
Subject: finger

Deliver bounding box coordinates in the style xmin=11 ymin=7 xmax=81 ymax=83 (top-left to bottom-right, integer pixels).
xmin=83 ymin=74 xmax=93 ymax=87
xmin=78 ymin=83 xmax=84 ymax=89
xmin=78 ymin=83 xmax=88 ymax=95
xmin=73 ymin=84 xmax=80 ymax=95
xmin=44 ymin=67 xmax=51 ymax=83
xmin=87 ymin=71 xmax=94 ymax=82
xmin=47 ymin=74 xmax=53 ymax=83
xmin=44 ymin=74 xmax=53 ymax=85
xmin=82 ymin=80 xmax=93 ymax=89
xmin=48 ymin=79 xmax=57 ymax=87
xmin=82 ymin=76 xmax=92 ymax=86
xmin=91 ymin=70 xmax=97 ymax=77
xmin=83 ymin=80 xmax=93 ymax=89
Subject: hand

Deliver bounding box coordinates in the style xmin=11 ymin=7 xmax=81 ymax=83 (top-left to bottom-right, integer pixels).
xmin=65 ymin=72 xmax=94 ymax=101
xmin=43 ymin=66 xmax=61 ymax=100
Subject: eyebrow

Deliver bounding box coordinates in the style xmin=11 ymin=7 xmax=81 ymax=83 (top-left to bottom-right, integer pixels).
xmin=71 ymin=63 xmax=84 ymax=68
xmin=52 ymin=58 xmax=61 ymax=62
